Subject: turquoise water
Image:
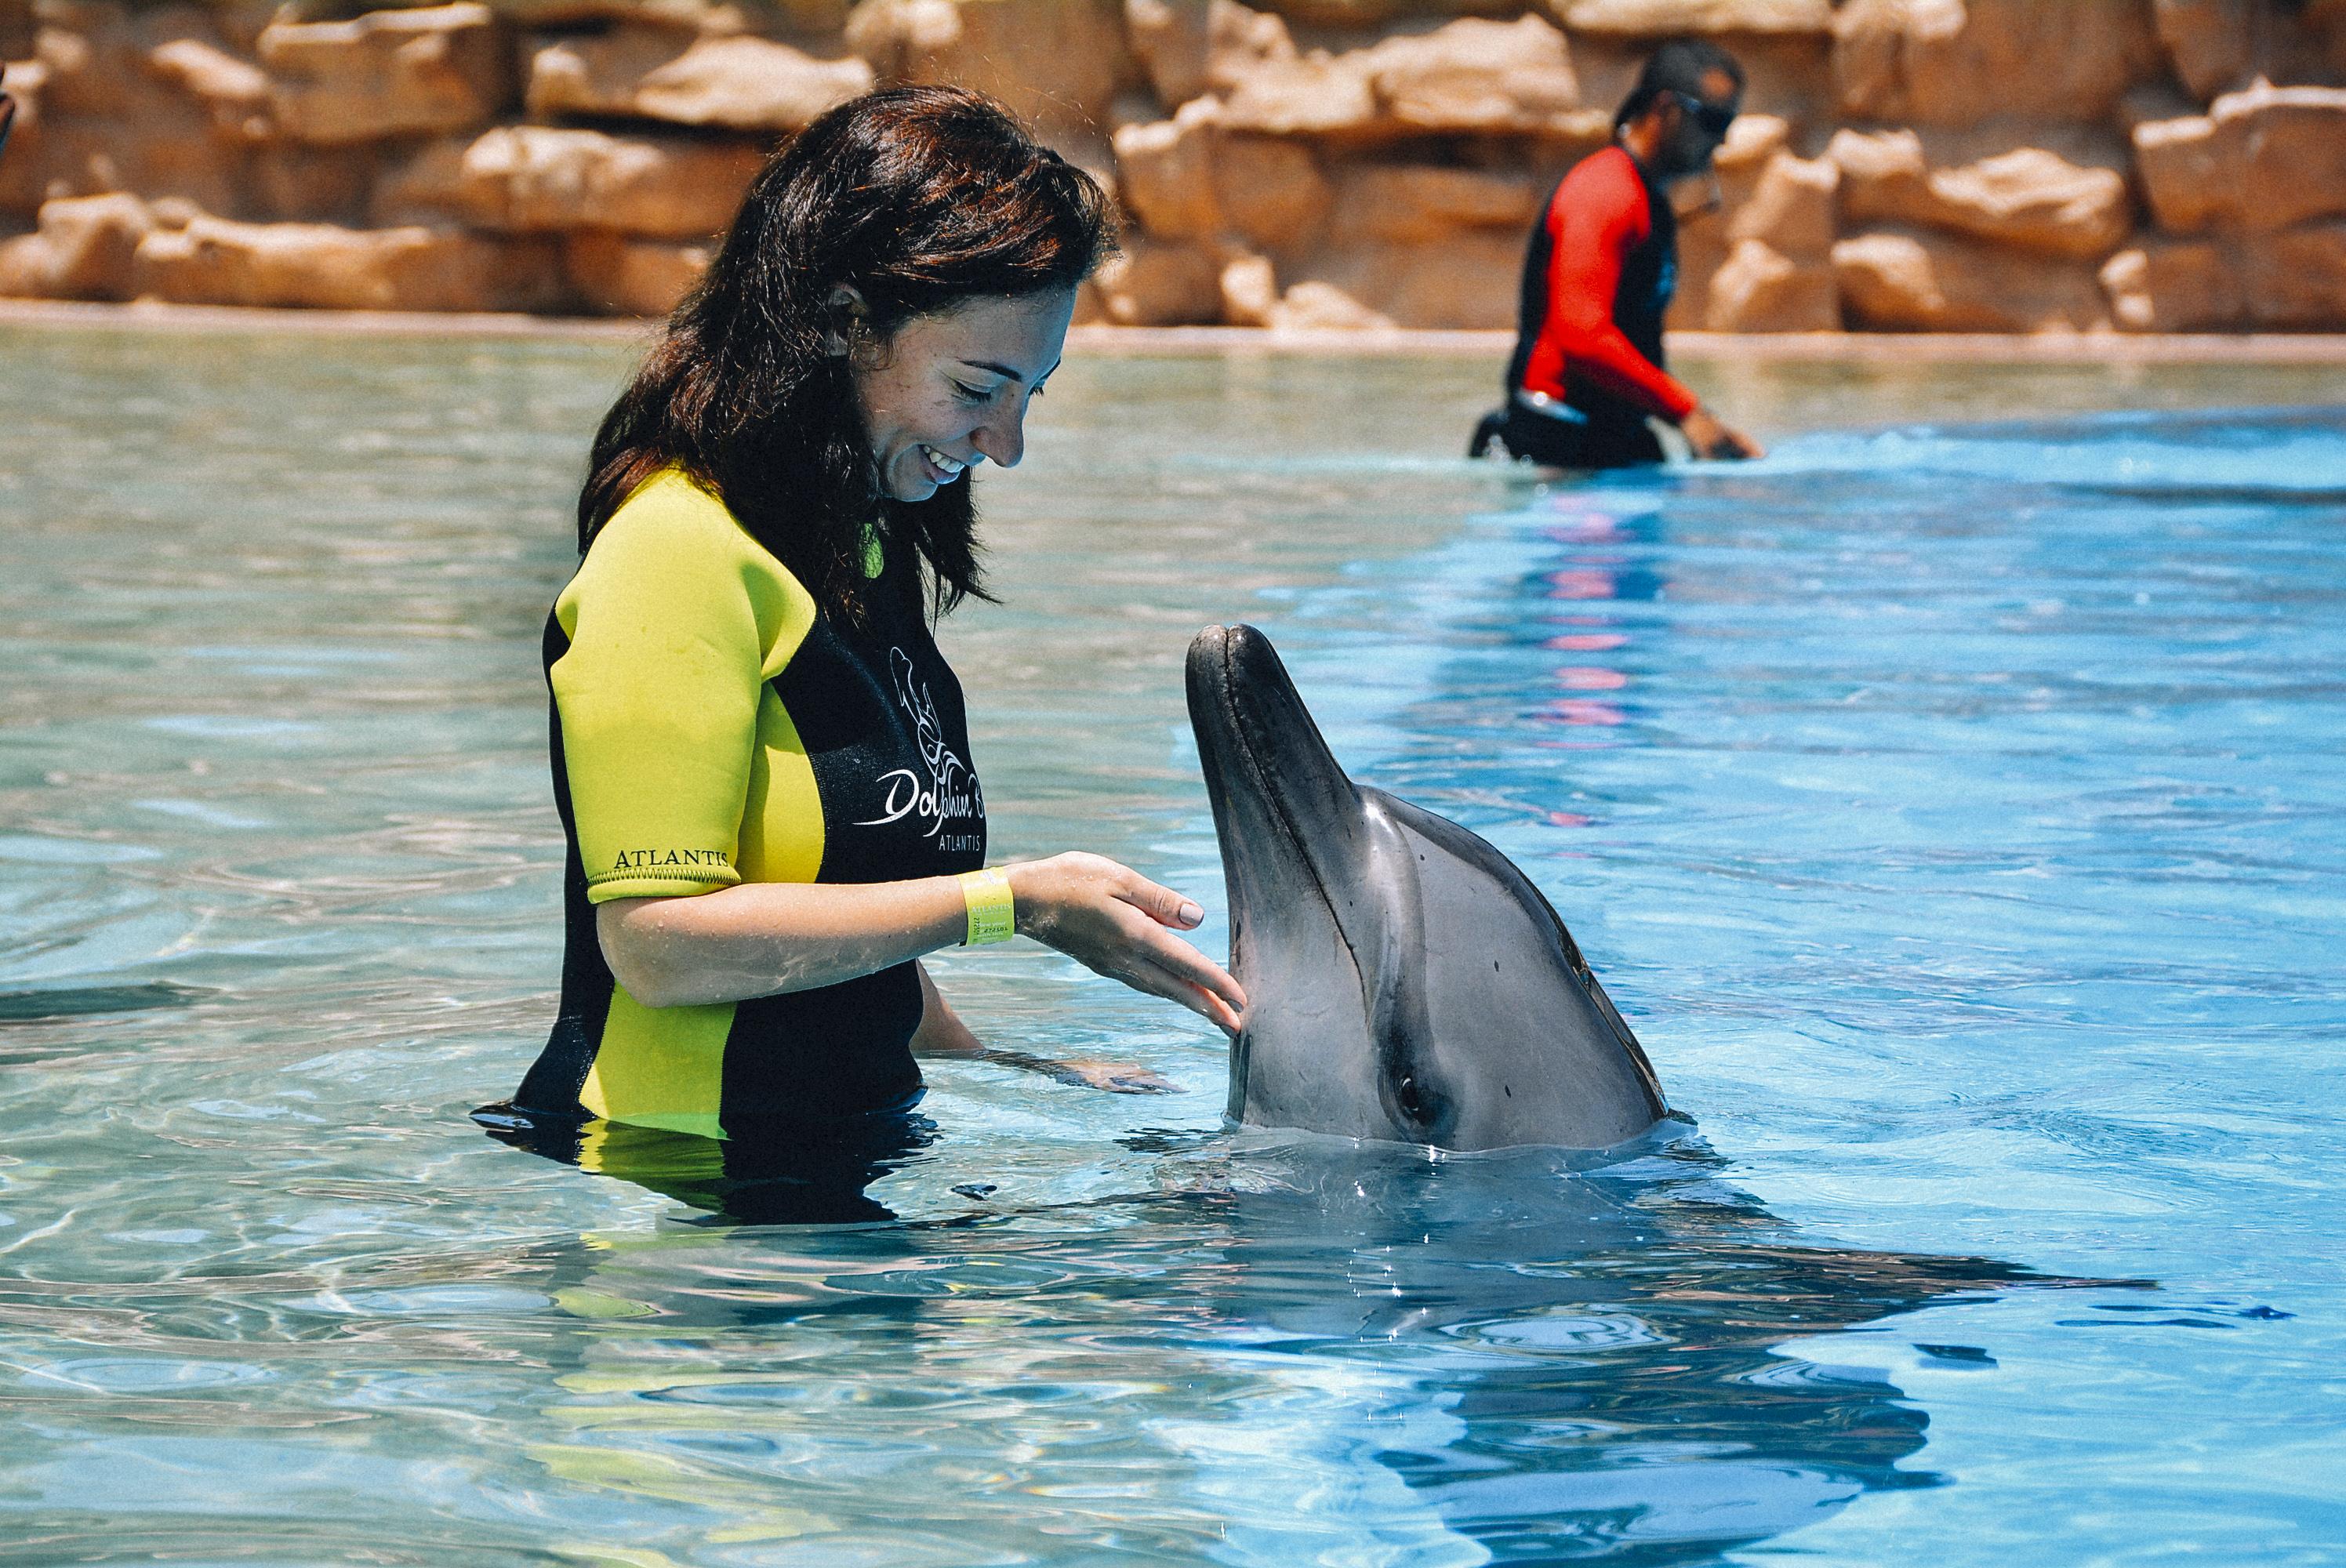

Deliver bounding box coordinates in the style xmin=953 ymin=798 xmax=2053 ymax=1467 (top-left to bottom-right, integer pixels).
xmin=0 ymin=325 xmax=2342 ymax=1564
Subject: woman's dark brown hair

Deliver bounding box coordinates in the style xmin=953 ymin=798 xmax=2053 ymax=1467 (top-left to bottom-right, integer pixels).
xmin=579 ymin=86 xmax=1114 ymax=620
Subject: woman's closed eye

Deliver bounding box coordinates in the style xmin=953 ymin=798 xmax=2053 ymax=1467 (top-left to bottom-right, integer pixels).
xmin=949 ymin=379 xmax=992 ymax=404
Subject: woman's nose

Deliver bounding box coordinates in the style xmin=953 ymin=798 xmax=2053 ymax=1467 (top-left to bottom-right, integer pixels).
xmin=971 ymin=405 xmax=1026 ymax=470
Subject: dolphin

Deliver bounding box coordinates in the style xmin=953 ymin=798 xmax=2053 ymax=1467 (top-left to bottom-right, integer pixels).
xmin=1186 ymin=622 xmax=1665 ymax=1152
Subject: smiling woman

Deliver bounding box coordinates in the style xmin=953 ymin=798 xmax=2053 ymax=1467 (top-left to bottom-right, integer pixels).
xmin=474 ymin=88 xmax=1245 ymax=1216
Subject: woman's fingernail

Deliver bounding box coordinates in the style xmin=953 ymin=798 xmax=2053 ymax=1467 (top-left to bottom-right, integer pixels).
xmin=1178 ymin=901 xmax=1204 ymax=925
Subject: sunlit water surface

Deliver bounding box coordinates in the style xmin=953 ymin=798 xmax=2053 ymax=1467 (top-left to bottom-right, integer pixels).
xmin=1 ymin=325 xmax=2341 ymax=1566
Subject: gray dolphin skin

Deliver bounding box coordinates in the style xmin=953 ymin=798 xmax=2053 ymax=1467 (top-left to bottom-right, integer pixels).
xmin=1186 ymin=623 xmax=1665 ymax=1152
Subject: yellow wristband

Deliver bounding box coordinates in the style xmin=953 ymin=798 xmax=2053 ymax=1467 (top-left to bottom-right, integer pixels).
xmin=958 ymin=867 xmax=1015 ymax=946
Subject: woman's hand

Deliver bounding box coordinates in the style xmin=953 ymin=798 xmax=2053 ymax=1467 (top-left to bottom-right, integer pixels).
xmin=1682 ymin=405 xmax=1763 ymax=461
xmin=1005 ymin=852 xmax=1247 ymax=1034
xmin=1048 ymin=1058 xmax=1177 ymax=1094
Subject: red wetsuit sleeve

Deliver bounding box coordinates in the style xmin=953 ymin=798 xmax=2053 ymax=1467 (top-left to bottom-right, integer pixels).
xmin=1519 ymin=147 xmax=1701 ymax=423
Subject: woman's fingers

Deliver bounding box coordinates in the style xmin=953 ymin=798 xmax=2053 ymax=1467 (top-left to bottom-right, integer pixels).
xmin=1053 ymin=1058 xmax=1176 ymax=1094
xmin=1014 ymin=852 xmax=1247 ymax=1032
xmin=1116 ymin=906 xmax=1245 ymax=1021
xmin=1122 ymin=945 xmax=1245 ymax=1035
xmin=1117 ymin=869 xmax=1205 ymax=931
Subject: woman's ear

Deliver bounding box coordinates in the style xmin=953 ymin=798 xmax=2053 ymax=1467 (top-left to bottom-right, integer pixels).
xmin=823 ymin=283 xmax=870 ymax=357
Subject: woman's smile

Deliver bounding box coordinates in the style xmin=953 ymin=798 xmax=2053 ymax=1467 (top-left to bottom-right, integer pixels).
xmin=915 ymin=443 xmax=974 ymax=484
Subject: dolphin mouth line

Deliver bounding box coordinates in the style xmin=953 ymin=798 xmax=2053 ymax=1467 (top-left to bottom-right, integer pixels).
xmin=1196 ymin=626 xmax=1432 ymax=1120
xmin=1195 ymin=630 xmax=1348 ymax=941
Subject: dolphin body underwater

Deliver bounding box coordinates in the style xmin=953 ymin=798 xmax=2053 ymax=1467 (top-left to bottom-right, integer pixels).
xmin=1187 ymin=623 xmax=1666 ymax=1153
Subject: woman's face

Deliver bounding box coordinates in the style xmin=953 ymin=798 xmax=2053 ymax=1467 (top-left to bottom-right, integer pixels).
xmin=851 ymin=287 xmax=1077 ymax=504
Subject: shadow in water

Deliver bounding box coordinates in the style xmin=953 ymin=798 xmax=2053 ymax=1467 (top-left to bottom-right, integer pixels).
xmin=0 ymin=981 xmax=208 ymax=1025
xmin=1122 ymin=1130 xmax=2098 ymax=1563
xmin=474 ymin=1098 xmax=937 ymax=1226
xmin=508 ymin=1123 xmax=2144 ymax=1563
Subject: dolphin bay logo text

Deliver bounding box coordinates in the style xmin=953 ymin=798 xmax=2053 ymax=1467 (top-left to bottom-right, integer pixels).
xmin=857 ymin=647 xmax=983 ymax=848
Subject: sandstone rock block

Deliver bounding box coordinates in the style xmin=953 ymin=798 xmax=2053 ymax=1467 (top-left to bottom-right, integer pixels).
xmin=259 ymin=3 xmax=512 ymax=147
xmin=2098 ymin=239 xmax=2244 ymax=330
xmin=0 ymin=58 xmax=52 ymax=213
xmin=0 ymin=191 xmax=153 ymax=299
xmin=566 ymin=230 xmax=710 ymax=315
xmin=1826 ymin=125 xmax=1928 ymax=212
xmin=1091 ymin=234 xmax=1222 ymax=324
xmin=1215 ymin=50 xmax=1375 ymax=136
xmin=2101 ymin=221 xmax=2346 ymax=329
xmin=1126 ymin=0 xmax=1208 ymax=107
xmin=1726 ymin=151 xmax=1837 ymax=260
xmin=1706 ymin=236 xmax=1839 ymax=330
xmin=2241 ymin=221 xmax=2346 ymax=328
xmin=1832 ymin=0 xmax=2164 ymax=125
xmin=2152 ymin=0 xmax=2257 ymax=100
xmin=376 ymin=126 xmax=763 ymax=240
xmin=1927 ymin=149 xmax=2131 ymax=259
xmin=2131 ymin=113 xmax=2224 ymax=232
xmin=528 ymin=27 xmax=872 ymax=132
xmin=33 ymin=1 xmax=160 ymax=119
xmin=1294 ymin=228 xmax=1520 ymax=328
xmin=1269 ymin=277 xmax=1391 ymax=332
xmin=1110 ymin=100 xmax=1222 ymax=239
xmin=1331 ymin=163 xmax=1538 ymax=245
xmin=1211 ymin=132 xmax=1328 ymax=251
xmin=2 ymin=111 xmax=245 ymax=217
xmin=1716 ymin=111 xmax=1792 ymax=176
xmin=1669 ymin=113 xmax=1794 ymax=327
xmin=2151 ymin=0 xmax=2346 ymax=102
xmin=1218 ymin=249 xmax=1276 ymax=325
xmin=1556 ymin=0 xmax=1833 ymax=33
xmin=13 ymin=5 xmax=249 ymax=212
xmin=1205 ymin=0 xmax=1294 ymax=93
xmin=1832 ymin=229 xmax=2110 ymax=331
xmin=245 ymin=143 xmax=381 ymax=226
xmin=1200 ymin=2 xmax=1374 ymax=134
xmin=1832 ymin=131 xmax=2130 ymax=259
xmin=133 ymin=216 xmax=568 ymax=311
xmin=1356 ymin=16 xmax=1580 ymax=136
xmin=495 ymin=0 xmax=752 ymax=29
xmin=848 ymin=0 xmax=1126 ymax=139
xmin=2134 ymin=82 xmax=2346 ymax=234
xmin=147 ymin=38 xmax=270 ymax=137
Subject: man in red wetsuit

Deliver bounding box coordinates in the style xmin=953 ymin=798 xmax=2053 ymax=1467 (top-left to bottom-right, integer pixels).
xmin=1472 ymin=40 xmax=1763 ymax=470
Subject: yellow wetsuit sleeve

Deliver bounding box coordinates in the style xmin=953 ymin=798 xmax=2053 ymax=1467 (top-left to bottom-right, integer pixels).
xmin=550 ymin=472 xmax=813 ymax=904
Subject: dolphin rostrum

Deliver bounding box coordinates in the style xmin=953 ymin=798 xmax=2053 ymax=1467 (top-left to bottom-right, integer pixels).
xmin=1186 ymin=623 xmax=1665 ymax=1152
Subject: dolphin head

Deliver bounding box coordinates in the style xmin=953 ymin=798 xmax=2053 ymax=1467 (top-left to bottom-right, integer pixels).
xmin=1186 ymin=623 xmax=1665 ymax=1152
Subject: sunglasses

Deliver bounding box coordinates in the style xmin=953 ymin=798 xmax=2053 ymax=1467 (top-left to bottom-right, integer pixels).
xmin=1667 ymin=90 xmax=1738 ymax=142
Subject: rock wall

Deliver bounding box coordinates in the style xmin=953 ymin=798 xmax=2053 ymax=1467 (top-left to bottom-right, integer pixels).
xmin=3 ymin=0 xmax=2344 ymax=329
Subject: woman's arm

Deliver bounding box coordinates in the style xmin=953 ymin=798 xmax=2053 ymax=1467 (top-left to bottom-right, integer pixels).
xmin=597 ymin=851 xmax=1246 ymax=1032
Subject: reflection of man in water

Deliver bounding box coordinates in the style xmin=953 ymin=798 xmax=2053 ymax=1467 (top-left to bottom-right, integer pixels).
xmin=1472 ymin=41 xmax=1764 ymax=470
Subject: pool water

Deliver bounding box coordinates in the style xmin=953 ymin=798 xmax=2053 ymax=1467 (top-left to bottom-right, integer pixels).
xmin=0 ymin=325 xmax=2341 ymax=1565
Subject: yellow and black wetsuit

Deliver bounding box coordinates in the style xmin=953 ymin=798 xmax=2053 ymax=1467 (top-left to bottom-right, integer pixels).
xmin=488 ymin=469 xmax=986 ymax=1152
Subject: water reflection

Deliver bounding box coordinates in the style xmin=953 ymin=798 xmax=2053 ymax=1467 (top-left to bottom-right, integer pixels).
xmin=514 ymin=1129 xmax=2132 ymax=1564
xmin=476 ymin=1102 xmax=940 ymax=1227
xmin=0 ymin=980 xmax=207 ymax=1023
xmin=1135 ymin=1135 xmax=2086 ymax=1563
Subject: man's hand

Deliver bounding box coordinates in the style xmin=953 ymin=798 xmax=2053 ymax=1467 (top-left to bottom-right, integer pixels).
xmin=1682 ymin=405 xmax=1763 ymax=461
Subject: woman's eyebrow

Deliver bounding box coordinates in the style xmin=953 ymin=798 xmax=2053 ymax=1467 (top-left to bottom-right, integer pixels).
xmin=958 ymin=358 xmax=1062 ymax=385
